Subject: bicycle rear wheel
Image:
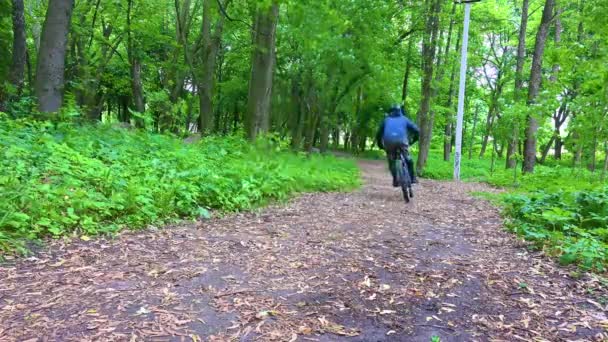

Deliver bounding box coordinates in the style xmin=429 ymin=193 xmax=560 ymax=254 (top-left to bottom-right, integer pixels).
xmin=396 ymin=158 xmax=410 ymax=203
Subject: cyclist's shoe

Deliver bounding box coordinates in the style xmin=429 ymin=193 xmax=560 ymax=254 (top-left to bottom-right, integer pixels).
xmin=392 ymin=178 xmax=399 ymax=187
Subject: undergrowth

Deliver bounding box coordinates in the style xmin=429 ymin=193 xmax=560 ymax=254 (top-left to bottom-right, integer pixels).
xmin=0 ymin=118 xmax=360 ymax=255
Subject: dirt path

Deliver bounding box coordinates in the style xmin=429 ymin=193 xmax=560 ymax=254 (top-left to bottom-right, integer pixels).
xmin=1 ymin=160 xmax=607 ymax=341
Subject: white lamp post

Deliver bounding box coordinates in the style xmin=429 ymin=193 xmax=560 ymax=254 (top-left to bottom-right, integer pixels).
xmin=453 ymin=0 xmax=480 ymax=180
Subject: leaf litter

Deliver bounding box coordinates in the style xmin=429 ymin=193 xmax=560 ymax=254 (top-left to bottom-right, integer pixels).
xmin=0 ymin=160 xmax=606 ymax=341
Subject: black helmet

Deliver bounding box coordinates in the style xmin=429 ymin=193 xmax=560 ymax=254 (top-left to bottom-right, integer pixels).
xmin=388 ymin=104 xmax=403 ymax=117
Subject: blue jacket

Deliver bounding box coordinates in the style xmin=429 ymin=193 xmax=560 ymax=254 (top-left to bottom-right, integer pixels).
xmin=376 ymin=108 xmax=419 ymax=148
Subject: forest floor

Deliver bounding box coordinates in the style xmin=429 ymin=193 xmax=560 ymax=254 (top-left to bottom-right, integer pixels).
xmin=1 ymin=160 xmax=607 ymax=342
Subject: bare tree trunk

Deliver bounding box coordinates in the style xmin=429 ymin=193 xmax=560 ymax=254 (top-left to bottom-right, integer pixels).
xmin=539 ymin=135 xmax=556 ymax=163
xmin=246 ymin=1 xmax=279 ymax=141
xmin=443 ymin=26 xmax=461 ymax=162
xmin=479 ymin=105 xmax=495 ymax=158
xmin=416 ymin=0 xmax=442 ymax=175
xmin=589 ymin=134 xmax=598 ymax=172
xmin=303 ymin=110 xmax=319 ymax=152
xmin=289 ymin=73 xmax=304 ymax=150
xmin=523 ymin=0 xmax=554 ymax=173
xmin=401 ymin=37 xmax=414 ymax=107
xmin=127 ymin=0 xmax=145 ymax=121
xmin=343 ymin=131 xmax=350 ymax=151
xmin=332 ymin=129 xmax=340 ymax=149
xmin=541 ymin=8 xmax=563 ymax=162
xmin=198 ymin=0 xmax=227 ymax=134
xmin=550 ymin=7 xmax=561 ymax=82
xmin=506 ymin=0 xmax=529 ymax=169
xmin=602 ymin=143 xmax=608 ymax=180
xmin=35 ymin=0 xmax=75 ymax=113
xmin=129 ymin=52 xmax=145 ymax=116
xmin=9 ymin=0 xmax=27 ymax=95
xmin=468 ymin=106 xmax=479 ymax=160
xmin=319 ymin=112 xmax=329 ymax=153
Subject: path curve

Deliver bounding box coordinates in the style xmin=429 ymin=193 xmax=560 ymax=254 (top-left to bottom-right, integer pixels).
xmin=1 ymin=160 xmax=606 ymax=341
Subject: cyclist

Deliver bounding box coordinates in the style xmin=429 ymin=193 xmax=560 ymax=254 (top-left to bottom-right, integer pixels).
xmin=375 ymin=104 xmax=420 ymax=187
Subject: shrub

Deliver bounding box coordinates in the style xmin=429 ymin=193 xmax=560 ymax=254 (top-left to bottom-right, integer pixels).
xmin=0 ymin=118 xmax=360 ymax=255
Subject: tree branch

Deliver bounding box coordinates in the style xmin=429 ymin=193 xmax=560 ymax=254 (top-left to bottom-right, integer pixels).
xmin=216 ymin=0 xmax=254 ymax=30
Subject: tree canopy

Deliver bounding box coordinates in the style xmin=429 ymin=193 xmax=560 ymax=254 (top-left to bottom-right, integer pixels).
xmin=0 ymin=0 xmax=607 ymax=175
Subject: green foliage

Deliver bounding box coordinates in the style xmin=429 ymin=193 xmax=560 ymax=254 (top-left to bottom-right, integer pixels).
xmin=502 ymin=188 xmax=608 ymax=271
xmin=0 ymin=118 xmax=360 ymax=255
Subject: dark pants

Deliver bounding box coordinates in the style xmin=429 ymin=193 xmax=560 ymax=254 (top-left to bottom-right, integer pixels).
xmin=385 ymin=142 xmax=415 ymax=183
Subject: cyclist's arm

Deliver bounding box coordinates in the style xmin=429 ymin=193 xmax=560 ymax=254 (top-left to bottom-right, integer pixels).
xmin=407 ymin=121 xmax=420 ymax=144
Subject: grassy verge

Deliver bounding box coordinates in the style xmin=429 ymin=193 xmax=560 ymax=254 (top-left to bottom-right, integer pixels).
xmin=0 ymin=118 xmax=360 ymax=255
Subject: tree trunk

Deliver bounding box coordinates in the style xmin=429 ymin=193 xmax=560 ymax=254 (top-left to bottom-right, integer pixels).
xmin=127 ymin=0 xmax=145 ymax=121
xmin=358 ymin=136 xmax=366 ymax=152
xmin=506 ymin=140 xmax=518 ymax=169
xmin=34 ymin=0 xmax=75 ymax=113
xmin=539 ymin=135 xmax=556 ymax=163
xmin=589 ymin=134 xmax=598 ymax=172
xmin=468 ymin=106 xmax=479 ymax=160
xmin=479 ymin=106 xmax=495 ymax=158
xmin=555 ymin=135 xmax=563 ymax=159
xmin=550 ymin=5 xmax=561 ymax=82
xmin=401 ymin=37 xmax=414 ymax=107
xmin=416 ymin=0 xmax=442 ymax=176
xmin=506 ymin=0 xmax=529 ymax=168
xmin=602 ymin=143 xmax=608 ymax=181
xmin=198 ymin=0 xmax=226 ymax=135
xmin=497 ymin=140 xmax=505 ymax=158
xmin=319 ymin=112 xmax=330 ymax=153
xmin=289 ymin=75 xmax=304 ymax=150
xmin=514 ymin=0 xmax=529 ymax=97
xmin=303 ymin=111 xmax=319 ymax=152
xmin=246 ymin=1 xmax=279 ymax=141
xmin=130 ymin=58 xmax=145 ymax=114
xmin=443 ymin=26 xmax=461 ymax=162
xmin=9 ymin=0 xmax=27 ymax=96
xmin=343 ymin=131 xmax=350 ymax=151
xmin=549 ymin=8 xmax=564 ymax=161
xmin=523 ymin=0 xmax=554 ymax=173
xmin=332 ymin=129 xmax=340 ymax=149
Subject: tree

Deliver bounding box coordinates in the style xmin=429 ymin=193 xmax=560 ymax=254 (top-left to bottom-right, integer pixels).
xmin=34 ymin=0 xmax=75 ymax=113
xmin=9 ymin=0 xmax=26 ymax=95
xmin=522 ymin=0 xmax=555 ymax=173
xmin=246 ymin=0 xmax=279 ymax=141
xmin=127 ymin=0 xmax=145 ymax=119
xmin=416 ymin=0 xmax=442 ymax=175
xmin=198 ymin=0 xmax=229 ymax=134
xmin=506 ymin=0 xmax=529 ymax=169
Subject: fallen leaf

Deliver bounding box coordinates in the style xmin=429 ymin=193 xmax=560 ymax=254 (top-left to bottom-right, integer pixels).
xmin=51 ymin=259 xmax=66 ymax=267
xmin=135 ymin=307 xmax=150 ymax=316
xmin=298 ymin=326 xmax=313 ymax=335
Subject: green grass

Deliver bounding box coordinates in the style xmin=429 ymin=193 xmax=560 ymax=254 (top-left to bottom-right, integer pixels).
xmin=0 ymin=118 xmax=360 ymax=255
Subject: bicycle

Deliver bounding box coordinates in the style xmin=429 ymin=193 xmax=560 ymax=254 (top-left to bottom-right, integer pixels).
xmin=393 ymin=145 xmax=414 ymax=203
